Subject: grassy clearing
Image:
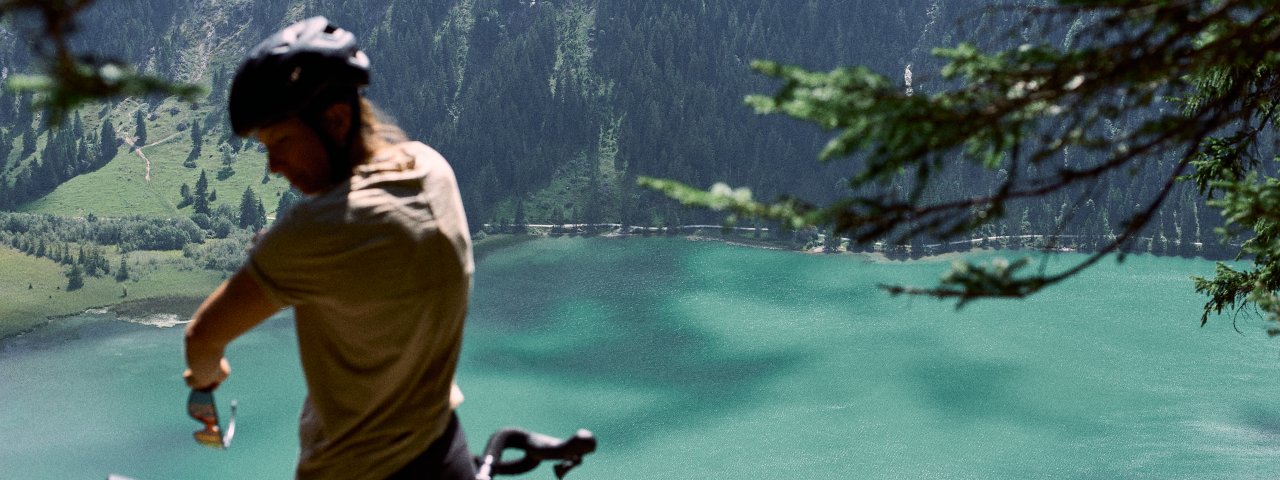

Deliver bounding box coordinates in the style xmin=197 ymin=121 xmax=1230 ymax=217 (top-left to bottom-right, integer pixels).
xmin=19 ymin=150 xmax=177 ymax=217
xmin=6 ymin=96 xmax=297 ymax=338
xmin=19 ymin=96 xmax=289 ymax=218
xmin=0 ymin=246 xmax=224 ymax=339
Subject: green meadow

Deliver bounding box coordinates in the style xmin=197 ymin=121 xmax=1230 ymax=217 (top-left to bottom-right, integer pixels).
xmin=18 ymin=96 xmax=290 ymax=219
xmin=0 ymin=246 xmax=224 ymax=339
xmin=1 ymin=94 xmax=293 ymax=338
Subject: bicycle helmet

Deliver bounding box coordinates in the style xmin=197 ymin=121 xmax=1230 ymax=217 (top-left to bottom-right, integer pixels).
xmin=229 ymin=16 xmax=370 ymax=136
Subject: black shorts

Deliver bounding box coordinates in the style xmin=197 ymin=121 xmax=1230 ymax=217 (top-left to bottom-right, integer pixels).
xmin=385 ymin=413 xmax=476 ymax=480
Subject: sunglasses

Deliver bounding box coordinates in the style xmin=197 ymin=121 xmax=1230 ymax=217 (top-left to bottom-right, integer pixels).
xmin=187 ymin=389 xmax=237 ymax=449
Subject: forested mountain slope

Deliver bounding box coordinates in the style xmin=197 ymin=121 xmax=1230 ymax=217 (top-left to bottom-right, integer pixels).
xmin=0 ymin=0 xmax=1223 ymax=256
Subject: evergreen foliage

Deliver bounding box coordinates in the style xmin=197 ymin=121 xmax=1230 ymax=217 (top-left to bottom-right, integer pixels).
xmin=217 ymin=150 xmax=235 ymax=180
xmin=66 ymin=262 xmax=83 ymax=291
xmin=0 ymin=0 xmax=202 ymax=121
xmin=3 ymin=0 xmax=916 ymax=228
xmin=237 ymin=187 xmax=265 ymax=231
xmin=133 ymin=108 xmax=146 ymax=146
xmin=115 ymin=254 xmax=129 ymax=282
xmin=178 ymin=183 xmax=192 ymax=208
xmin=19 ymin=128 xmax=36 ymax=159
xmin=0 ymin=212 xmax=204 ymax=254
xmin=192 ymin=170 xmax=210 ymax=216
xmin=3 ymin=113 xmax=112 ymax=208
xmin=643 ymin=0 xmax=1280 ymax=328
xmin=186 ymin=119 xmax=202 ymax=167
xmin=99 ymin=118 xmax=118 ymax=163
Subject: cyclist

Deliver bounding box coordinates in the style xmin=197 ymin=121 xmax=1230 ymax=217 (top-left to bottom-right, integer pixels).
xmin=182 ymin=16 xmax=477 ymax=479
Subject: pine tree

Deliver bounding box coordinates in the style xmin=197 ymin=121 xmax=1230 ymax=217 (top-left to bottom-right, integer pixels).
xmin=76 ymin=140 xmax=89 ymax=171
xmin=639 ymin=1 xmax=1280 ymax=322
xmin=133 ymin=108 xmax=147 ymax=146
xmin=89 ymin=245 xmax=108 ymax=276
xmin=115 ymin=255 xmax=129 ymax=282
xmin=238 ymin=186 xmax=266 ymax=230
xmin=36 ymin=108 xmax=53 ymax=133
xmin=15 ymin=91 xmax=32 ymax=127
xmin=72 ymin=111 xmax=83 ymax=139
xmin=0 ymin=85 xmax=11 ymax=125
xmin=20 ymin=128 xmax=36 ymax=158
xmin=99 ymin=119 xmax=118 ymax=165
xmin=514 ymin=199 xmax=526 ymax=233
xmin=66 ymin=263 xmax=84 ymax=291
xmin=186 ymin=119 xmax=202 ymax=166
xmin=217 ymin=150 xmax=235 ymax=179
xmin=193 ymin=170 xmax=210 ymax=215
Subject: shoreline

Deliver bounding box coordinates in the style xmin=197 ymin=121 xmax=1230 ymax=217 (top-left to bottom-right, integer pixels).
xmin=0 ymin=295 xmax=205 ymax=343
xmin=1 ymin=233 xmax=547 ymax=342
xmin=0 ymin=243 xmax=226 ymax=341
xmin=480 ymin=222 xmax=1235 ymax=262
xmin=2 ymin=230 xmax=1232 ymax=342
xmin=487 ymin=226 xmax=1231 ymax=263
xmin=108 ymin=295 xmax=204 ymax=320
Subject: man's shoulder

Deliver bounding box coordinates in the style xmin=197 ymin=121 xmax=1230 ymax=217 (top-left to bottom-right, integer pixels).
xmin=398 ymin=141 xmax=442 ymax=162
xmin=377 ymin=142 xmax=462 ymax=199
xmin=398 ymin=141 xmax=456 ymax=180
xmin=354 ymin=142 xmax=454 ymax=184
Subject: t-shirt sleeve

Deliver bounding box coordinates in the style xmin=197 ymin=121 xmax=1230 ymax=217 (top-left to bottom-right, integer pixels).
xmin=244 ymin=202 xmax=409 ymax=307
xmin=244 ymin=208 xmax=323 ymax=307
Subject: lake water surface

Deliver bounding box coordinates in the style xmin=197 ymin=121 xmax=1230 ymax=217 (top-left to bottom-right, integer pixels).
xmin=3 ymin=237 xmax=1280 ymax=479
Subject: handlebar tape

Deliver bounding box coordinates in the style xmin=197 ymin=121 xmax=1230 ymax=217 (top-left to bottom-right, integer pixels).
xmin=475 ymin=428 xmax=596 ymax=479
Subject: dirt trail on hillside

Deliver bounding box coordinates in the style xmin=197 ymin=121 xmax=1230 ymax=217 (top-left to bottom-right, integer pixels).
xmin=121 ymin=132 xmax=182 ymax=182
xmin=120 ymin=136 xmax=149 ymax=182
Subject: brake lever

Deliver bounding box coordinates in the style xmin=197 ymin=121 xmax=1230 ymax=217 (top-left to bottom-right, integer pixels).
xmin=553 ymin=458 xmax=581 ymax=479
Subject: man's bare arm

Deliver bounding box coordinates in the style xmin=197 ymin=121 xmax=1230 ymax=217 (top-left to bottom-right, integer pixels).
xmin=184 ymin=268 xmax=283 ymax=390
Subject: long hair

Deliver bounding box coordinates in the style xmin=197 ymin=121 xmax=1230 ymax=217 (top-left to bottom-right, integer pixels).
xmin=354 ymin=97 xmax=409 ymax=162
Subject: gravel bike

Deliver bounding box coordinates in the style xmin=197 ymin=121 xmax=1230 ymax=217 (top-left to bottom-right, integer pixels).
xmin=108 ymin=389 xmax=596 ymax=480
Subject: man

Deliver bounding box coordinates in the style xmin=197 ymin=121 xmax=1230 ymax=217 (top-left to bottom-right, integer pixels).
xmin=183 ymin=17 xmax=477 ymax=479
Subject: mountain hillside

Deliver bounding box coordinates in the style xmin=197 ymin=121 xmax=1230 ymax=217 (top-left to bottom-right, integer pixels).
xmin=0 ymin=0 xmax=1224 ymax=257
xmin=0 ymin=0 xmax=941 ymax=219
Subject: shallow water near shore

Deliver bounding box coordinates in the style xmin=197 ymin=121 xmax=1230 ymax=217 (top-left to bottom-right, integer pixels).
xmin=3 ymin=237 xmax=1280 ymax=479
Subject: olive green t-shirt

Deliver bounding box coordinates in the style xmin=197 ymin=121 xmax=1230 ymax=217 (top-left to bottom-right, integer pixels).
xmin=246 ymin=141 xmax=473 ymax=480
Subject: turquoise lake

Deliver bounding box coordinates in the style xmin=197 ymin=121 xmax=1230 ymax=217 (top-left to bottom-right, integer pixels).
xmin=3 ymin=237 xmax=1280 ymax=479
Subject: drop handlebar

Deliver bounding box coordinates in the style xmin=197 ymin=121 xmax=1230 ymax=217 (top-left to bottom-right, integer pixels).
xmin=474 ymin=428 xmax=597 ymax=480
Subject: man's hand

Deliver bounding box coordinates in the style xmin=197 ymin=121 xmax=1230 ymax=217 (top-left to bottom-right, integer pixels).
xmin=184 ymin=357 xmax=231 ymax=391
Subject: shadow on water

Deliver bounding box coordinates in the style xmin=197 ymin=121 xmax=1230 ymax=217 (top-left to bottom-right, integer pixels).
xmin=467 ymin=238 xmax=809 ymax=446
xmin=903 ymin=347 xmax=1106 ymax=437
xmin=906 ymin=356 xmax=1028 ymax=421
xmin=473 ymin=322 xmax=806 ymax=447
xmin=1239 ymin=404 xmax=1280 ymax=438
